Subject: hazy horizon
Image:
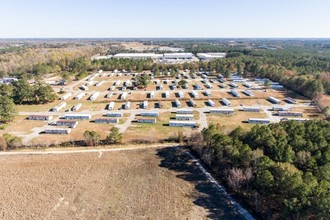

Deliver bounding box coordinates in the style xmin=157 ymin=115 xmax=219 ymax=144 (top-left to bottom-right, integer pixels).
xmin=1 ymin=0 xmax=330 ymax=38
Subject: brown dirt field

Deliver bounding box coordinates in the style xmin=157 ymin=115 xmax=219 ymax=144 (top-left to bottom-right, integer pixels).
xmin=0 ymin=147 xmax=244 ymax=220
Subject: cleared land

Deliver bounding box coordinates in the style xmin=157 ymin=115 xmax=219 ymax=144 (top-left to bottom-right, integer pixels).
xmin=0 ymin=146 xmax=245 ymax=220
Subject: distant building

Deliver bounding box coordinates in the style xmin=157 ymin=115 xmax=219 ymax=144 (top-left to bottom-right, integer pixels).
xmin=197 ymin=53 xmax=226 ymax=61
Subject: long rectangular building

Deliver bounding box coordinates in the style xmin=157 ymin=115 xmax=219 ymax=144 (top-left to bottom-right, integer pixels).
xmin=56 ymin=120 xmax=78 ymax=128
xmin=136 ymin=118 xmax=157 ymax=124
xmin=44 ymin=128 xmax=71 ymax=134
xmin=140 ymin=112 xmax=159 ymax=117
xmin=28 ymin=115 xmax=53 ymax=121
xmin=176 ymin=114 xmax=194 ymax=121
xmin=94 ymin=118 xmax=119 ymax=124
xmin=64 ymin=114 xmax=91 ymax=120
xmin=248 ymin=118 xmax=270 ymax=124
xmin=210 ymin=108 xmax=235 ymax=114
xmin=169 ymin=120 xmax=196 ymax=127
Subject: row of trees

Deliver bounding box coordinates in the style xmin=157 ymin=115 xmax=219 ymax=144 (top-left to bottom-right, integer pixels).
xmin=188 ymin=121 xmax=330 ymax=219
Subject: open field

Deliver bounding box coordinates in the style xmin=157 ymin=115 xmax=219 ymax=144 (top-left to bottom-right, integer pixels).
xmin=0 ymin=146 xmax=245 ymax=220
xmin=124 ymin=112 xmax=193 ymax=143
xmin=206 ymin=111 xmax=269 ymax=132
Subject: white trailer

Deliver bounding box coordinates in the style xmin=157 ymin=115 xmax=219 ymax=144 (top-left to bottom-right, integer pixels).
xmin=107 ymin=102 xmax=115 ymax=110
xmin=278 ymin=112 xmax=303 ymax=117
xmin=95 ymin=118 xmax=119 ymax=124
xmin=141 ymin=100 xmax=148 ymax=109
xmin=176 ymin=114 xmax=194 ymax=121
xmin=178 ymin=91 xmax=184 ymax=98
xmin=207 ymin=99 xmax=215 ymax=107
xmin=80 ymin=85 xmax=89 ymax=91
xmin=124 ymin=101 xmax=131 ymax=109
xmin=136 ymin=118 xmax=157 ymax=124
xmin=106 ymin=92 xmax=113 ymax=98
xmin=272 ymin=106 xmax=291 ymax=111
xmin=243 ymin=107 xmax=261 ymax=112
xmin=242 ymin=90 xmax=254 ymax=97
xmin=149 ymin=91 xmax=155 ymax=98
xmin=89 ymin=92 xmax=100 ymax=101
xmin=45 ymin=128 xmax=71 ymax=134
xmin=268 ymin=96 xmax=281 ymax=104
xmin=72 ymin=103 xmax=82 ymax=111
xmin=189 ymin=99 xmax=196 ymax=107
xmin=248 ymin=118 xmax=270 ymax=124
xmin=64 ymin=114 xmax=91 ymax=120
xmin=204 ymin=90 xmax=211 ymax=97
xmin=205 ymin=82 xmax=213 ymax=89
xmin=121 ymin=92 xmax=128 ymax=100
xmin=141 ymin=112 xmax=159 ymax=117
xmin=56 ymin=120 xmax=79 ymax=128
xmin=106 ymin=112 xmax=123 ymax=117
xmin=74 ymin=93 xmax=85 ymax=100
xmin=95 ymin=81 xmax=104 ymax=87
xmin=229 ymin=82 xmax=238 ymax=88
xmin=191 ymin=90 xmax=199 ymax=98
xmin=210 ymin=108 xmax=235 ymax=114
xmin=221 ymin=98 xmax=231 ymax=106
xmin=164 ymin=91 xmax=170 ymax=98
xmin=174 ymin=99 xmax=181 ymax=107
xmin=28 ymin=115 xmax=53 ymax=121
xmin=50 ymin=102 xmax=67 ymax=112
xmin=176 ymin=109 xmax=194 ymax=114
xmin=243 ymin=82 xmax=253 ymax=88
xmin=230 ymin=89 xmax=240 ymax=97
xmin=60 ymin=93 xmax=72 ymax=100
xmin=169 ymin=120 xmax=196 ymax=127
xmin=285 ymin=97 xmax=297 ymax=104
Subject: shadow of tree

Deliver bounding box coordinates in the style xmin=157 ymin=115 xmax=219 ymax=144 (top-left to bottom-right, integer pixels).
xmin=156 ymin=146 xmax=246 ymax=220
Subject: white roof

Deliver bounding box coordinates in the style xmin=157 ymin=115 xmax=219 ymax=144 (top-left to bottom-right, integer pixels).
xmin=113 ymin=53 xmax=162 ymax=59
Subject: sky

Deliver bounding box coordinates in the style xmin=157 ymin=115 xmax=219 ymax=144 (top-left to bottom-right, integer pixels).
xmin=0 ymin=0 xmax=330 ymax=38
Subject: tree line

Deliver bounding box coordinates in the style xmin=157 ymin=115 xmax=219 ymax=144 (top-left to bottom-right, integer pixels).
xmin=0 ymin=76 xmax=57 ymax=123
xmin=187 ymin=121 xmax=330 ymax=219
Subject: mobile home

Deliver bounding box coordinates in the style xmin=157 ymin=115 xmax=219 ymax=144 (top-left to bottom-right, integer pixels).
xmin=28 ymin=115 xmax=53 ymax=121
xmin=74 ymin=93 xmax=85 ymax=100
xmin=169 ymin=120 xmax=196 ymax=127
xmin=191 ymin=90 xmax=199 ymax=98
xmin=106 ymin=112 xmax=123 ymax=117
xmin=176 ymin=114 xmax=194 ymax=121
xmin=210 ymin=108 xmax=235 ymax=114
xmin=50 ymin=102 xmax=67 ymax=112
xmin=230 ymin=89 xmax=240 ymax=97
xmin=175 ymin=99 xmax=181 ymax=107
xmin=56 ymin=120 xmax=78 ymax=128
xmin=64 ymin=114 xmax=91 ymax=120
xmin=89 ymin=92 xmax=100 ymax=101
xmin=221 ymin=98 xmax=231 ymax=106
xmin=72 ymin=103 xmax=82 ymax=111
xmin=140 ymin=112 xmax=159 ymax=117
xmin=136 ymin=118 xmax=157 ymax=124
xmin=243 ymin=107 xmax=261 ymax=112
xmin=207 ymin=99 xmax=215 ymax=107
xmin=107 ymin=102 xmax=115 ymax=110
xmin=242 ymin=90 xmax=254 ymax=97
xmin=60 ymin=93 xmax=72 ymax=100
xmin=94 ymin=118 xmax=119 ymax=124
xmin=268 ymin=96 xmax=281 ymax=104
xmin=45 ymin=128 xmax=71 ymax=134
xmin=248 ymin=118 xmax=271 ymax=124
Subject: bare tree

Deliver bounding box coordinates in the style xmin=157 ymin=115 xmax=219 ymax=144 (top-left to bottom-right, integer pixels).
xmin=227 ymin=168 xmax=246 ymax=191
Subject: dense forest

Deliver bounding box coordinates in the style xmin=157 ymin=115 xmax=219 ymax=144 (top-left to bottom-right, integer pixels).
xmin=187 ymin=121 xmax=330 ymax=219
